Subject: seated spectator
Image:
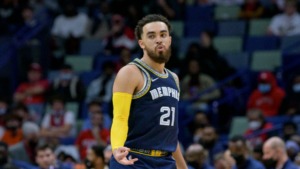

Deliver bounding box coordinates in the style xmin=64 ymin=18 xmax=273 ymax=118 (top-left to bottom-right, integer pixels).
xmin=84 ymin=145 xmax=105 ymax=169
xmin=9 ymin=122 xmax=39 ymax=164
xmin=279 ymin=74 xmax=300 ymax=116
xmin=185 ymin=143 xmax=214 ymax=169
xmin=253 ymin=144 xmax=264 ymax=163
xmin=285 ymin=140 xmax=300 ymax=161
xmin=188 ymin=111 xmax=210 ymax=143
xmin=103 ymin=14 xmax=136 ymax=55
xmin=281 ymin=122 xmax=298 ymax=141
xmin=244 ymin=109 xmax=273 ymax=147
xmin=13 ymin=63 xmax=49 ymax=123
xmin=35 ymin=144 xmax=71 ymax=169
xmin=199 ymin=126 xmax=224 ymax=165
xmin=11 ymin=103 xmax=33 ymax=123
xmin=228 ymin=135 xmax=265 ymax=169
xmin=239 ymin=0 xmax=264 ymax=20
xmin=0 ymin=141 xmax=18 ymax=169
xmin=247 ymin=71 xmax=285 ymax=117
xmin=0 ymin=114 xmax=23 ymax=147
xmin=213 ymin=152 xmax=235 ymax=169
xmin=49 ymin=64 xmax=85 ymax=102
xmin=76 ymin=103 xmax=109 ymax=160
xmin=181 ymin=59 xmax=221 ymax=111
xmin=40 ymin=96 xmax=76 ymax=142
xmin=86 ymin=61 xmax=116 ymax=104
xmin=115 ymin=47 xmax=132 ymax=72
xmin=51 ymin=1 xmax=89 ymax=54
xmin=267 ymin=0 xmax=300 ymax=36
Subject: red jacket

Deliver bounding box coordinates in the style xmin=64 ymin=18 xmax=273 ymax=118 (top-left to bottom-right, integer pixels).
xmin=247 ymin=72 xmax=285 ymax=117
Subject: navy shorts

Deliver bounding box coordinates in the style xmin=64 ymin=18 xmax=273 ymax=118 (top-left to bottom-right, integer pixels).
xmin=109 ymin=152 xmax=176 ymax=169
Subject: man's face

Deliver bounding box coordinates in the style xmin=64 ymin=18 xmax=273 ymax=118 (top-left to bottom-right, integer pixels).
xmin=52 ymin=101 xmax=64 ymax=113
xmin=28 ymin=70 xmax=41 ymax=82
xmin=139 ymin=21 xmax=172 ymax=64
xmin=91 ymin=113 xmax=103 ymax=127
xmin=263 ymin=144 xmax=277 ymax=161
xmin=36 ymin=149 xmax=56 ymax=169
xmin=202 ymin=127 xmax=216 ymax=142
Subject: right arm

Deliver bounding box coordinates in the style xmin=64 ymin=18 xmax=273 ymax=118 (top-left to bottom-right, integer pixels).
xmin=111 ymin=65 xmax=141 ymax=165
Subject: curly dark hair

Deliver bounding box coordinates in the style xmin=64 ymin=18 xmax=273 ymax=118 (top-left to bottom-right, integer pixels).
xmin=134 ymin=14 xmax=171 ymax=40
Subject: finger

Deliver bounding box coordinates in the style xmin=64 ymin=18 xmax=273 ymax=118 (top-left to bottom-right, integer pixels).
xmin=118 ymin=147 xmax=130 ymax=152
xmin=116 ymin=150 xmax=129 ymax=160
xmin=119 ymin=157 xmax=138 ymax=165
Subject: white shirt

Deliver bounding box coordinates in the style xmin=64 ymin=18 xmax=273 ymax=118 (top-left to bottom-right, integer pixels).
xmin=51 ymin=13 xmax=89 ymax=38
xmin=269 ymin=12 xmax=300 ymax=36
xmin=41 ymin=111 xmax=76 ymax=137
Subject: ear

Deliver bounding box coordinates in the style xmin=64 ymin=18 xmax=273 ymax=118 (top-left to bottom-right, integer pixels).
xmin=138 ymin=40 xmax=145 ymax=49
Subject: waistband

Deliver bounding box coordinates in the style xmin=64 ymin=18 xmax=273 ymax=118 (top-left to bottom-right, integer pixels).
xmin=130 ymin=148 xmax=171 ymax=157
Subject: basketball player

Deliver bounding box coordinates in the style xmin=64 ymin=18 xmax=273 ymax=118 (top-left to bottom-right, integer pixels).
xmin=110 ymin=14 xmax=187 ymax=169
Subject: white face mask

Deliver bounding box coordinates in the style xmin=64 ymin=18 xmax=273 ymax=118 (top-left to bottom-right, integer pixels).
xmin=248 ymin=121 xmax=262 ymax=130
xmin=293 ymin=84 xmax=300 ymax=93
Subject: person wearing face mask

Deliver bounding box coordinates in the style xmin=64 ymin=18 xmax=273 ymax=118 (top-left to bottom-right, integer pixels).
xmin=199 ymin=126 xmax=224 ymax=165
xmin=247 ymin=71 xmax=285 ymax=117
xmin=0 ymin=141 xmax=18 ymax=169
xmin=279 ymin=74 xmax=300 ymax=116
xmin=185 ymin=144 xmax=214 ymax=169
xmin=229 ymin=135 xmax=265 ymax=169
xmin=9 ymin=122 xmax=40 ymax=164
xmin=244 ymin=109 xmax=273 ymax=148
xmin=262 ymin=137 xmax=298 ymax=169
xmin=0 ymin=114 xmax=23 ymax=147
xmin=49 ymin=64 xmax=86 ymax=102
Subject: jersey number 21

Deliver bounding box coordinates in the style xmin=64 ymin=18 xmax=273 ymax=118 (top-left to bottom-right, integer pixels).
xmin=160 ymin=106 xmax=175 ymax=126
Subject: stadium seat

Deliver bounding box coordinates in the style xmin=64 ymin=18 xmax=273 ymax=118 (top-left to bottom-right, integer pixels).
xmin=80 ymin=39 xmax=103 ymax=56
xmin=178 ymin=37 xmax=198 ymax=58
xmin=281 ymin=35 xmax=300 ymax=54
xmin=250 ymin=50 xmax=281 ymax=71
xmin=93 ymin=54 xmax=119 ymax=71
xmin=266 ymin=115 xmax=291 ymax=126
xmin=222 ymin=52 xmax=249 ymax=70
xmin=170 ymin=21 xmax=184 ymax=38
xmin=47 ymin=70 xmax=60 ymax=82
xmin=214 ymin=5 xmax=240 ymax=20
xmin=185 ymin=5 xmax=214 ymax=21
xmin=184 ymin=21 xmax=216 ymax=37
xmin=229 ymin=116 xmax=248 ymax=138
xmin=249 ymin=19 xmax=270 ymax=36
xmin=218 ymin=20 xmax=246 ymax=36
xmin=65 ymin=55 xmax=93 ymax=72
xmin=244 ymin=36 xmax=280 ymax=53
xmin=213 ymin=36 xmax=243 ymax=54
xmin=80 ymin=71 xmax=100 ymax=87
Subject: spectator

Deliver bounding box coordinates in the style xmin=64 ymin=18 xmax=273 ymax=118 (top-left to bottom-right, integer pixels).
xmin=35 ymin=144 xmax=70 ymax=169
xmin=11 ymin=103 xmax=33 ymax=123
xmin=247 ymin=71 xmax=285 ymax=117
xmin=285 ymin=140 xmax=300 ymax=161
xmin=228 ymin=135 xmax=265 ymax=169
xmin=181 ymin=59 xmax=221 ymax=112
xmin=239 ymin=0 xmax=264 ymax=20
xmin=262 ymin=137 xmax=298 ymax=169
xmin=51 ymin=1 xmax=89 ymax=54
xmin=188 ymin=111 xmax=210 ymax=143
xmin=281 ymin=122 xmax=298 ymax=141
xmin=103 ymin=14 xmax=136 ymax=55
xmin=263 ymin=0 xmax=282 ymax=18
xmin=40 ymin=96 xmax=76 ymax=142
xmin=0 ymin=114 xmax=23 ymax=147
xmin=253 ymin=144 xmax=264 ymax=163
xmin=84 ymin=145 xmax=105 ymax=169
xmin=279 ymin=74 xmax=300 ymax=116
xmin=75 ymin=104 xmax=110 ymax=160
xmin=9 ymin=122 xmax=39 ymax=164
xmin=185 ymin=143 xmax=214 ymax=169
xmin=244 ymin=109 xmax=273 ymax=147
xmin=199 ymin=126 xmax=224 ymax=165
xmin=267 ymin=0 xmax=300 ymax=36
xmin=85 ymin=61 xmax=116 ymax=104
xmin=13 ymin=63 xmax=49 ymax=123
xmin=49 ymin=64 xmax=85 ymax=102
xmin=213 ymin=152 xmax=235 ymax=169
xmin=115 ymin=47 xmax=133 ymax=72
xmin=0 ymin=141 xmax=18 ymax=169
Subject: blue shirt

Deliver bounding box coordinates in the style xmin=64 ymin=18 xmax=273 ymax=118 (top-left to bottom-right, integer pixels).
xmin=282 ymin=159 xmax=298 ymax=169
xmin=233 ymin=157 xmax=265 ymax=169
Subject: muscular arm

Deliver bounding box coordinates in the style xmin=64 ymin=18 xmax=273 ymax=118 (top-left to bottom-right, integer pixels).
xmin=173 ymin=142 xmax=188 ymax=169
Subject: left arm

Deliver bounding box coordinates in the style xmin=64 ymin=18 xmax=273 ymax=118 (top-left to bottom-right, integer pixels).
xmin=172 ymin=142 xmax=187 ymax=169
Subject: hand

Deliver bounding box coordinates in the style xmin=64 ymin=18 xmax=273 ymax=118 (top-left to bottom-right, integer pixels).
xmin=113 ymin=147 xmax=138 ymax=165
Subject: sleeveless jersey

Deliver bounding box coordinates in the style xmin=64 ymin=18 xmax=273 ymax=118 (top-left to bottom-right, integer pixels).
xmin=125 ymin=58 xmax=180 ymax=152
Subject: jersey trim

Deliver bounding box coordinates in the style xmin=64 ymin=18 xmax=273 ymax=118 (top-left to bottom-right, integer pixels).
xmin=134 ymin=58 xmax=169 ymax=78
xmin=129 ymin=62 xmax=151 ymax=99
xmin=167 ymin=69 xmax=180 ymax=92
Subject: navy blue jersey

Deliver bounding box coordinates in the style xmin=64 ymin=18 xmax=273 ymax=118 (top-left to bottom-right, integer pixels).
xmin=125 ymin=58 xmax=180 ymax=152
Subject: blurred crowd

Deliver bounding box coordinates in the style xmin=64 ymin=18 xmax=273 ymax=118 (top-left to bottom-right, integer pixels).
xmin=1 ymin=0 xmax=300 ymax=169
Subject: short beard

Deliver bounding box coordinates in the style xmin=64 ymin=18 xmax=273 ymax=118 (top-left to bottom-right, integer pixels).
xmin=145 ymin=46 xmax=171 ymax=64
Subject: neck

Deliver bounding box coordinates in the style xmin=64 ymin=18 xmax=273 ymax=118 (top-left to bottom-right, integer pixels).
xmin=140 ymin=56 xmax=165 ymax=74
xmin=277 ymin=155 xmax=288 ymax=169
xmin=94 ymin=160 xmax=104 ymax=169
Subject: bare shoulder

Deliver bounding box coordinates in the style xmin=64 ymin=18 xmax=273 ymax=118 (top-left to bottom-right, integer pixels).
xmin=113 ymin=64 xmax=143 ymax=94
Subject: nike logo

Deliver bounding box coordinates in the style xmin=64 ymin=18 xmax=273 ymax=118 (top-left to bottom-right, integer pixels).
xmin=151 ymin=78 xmax=159 ymax=82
